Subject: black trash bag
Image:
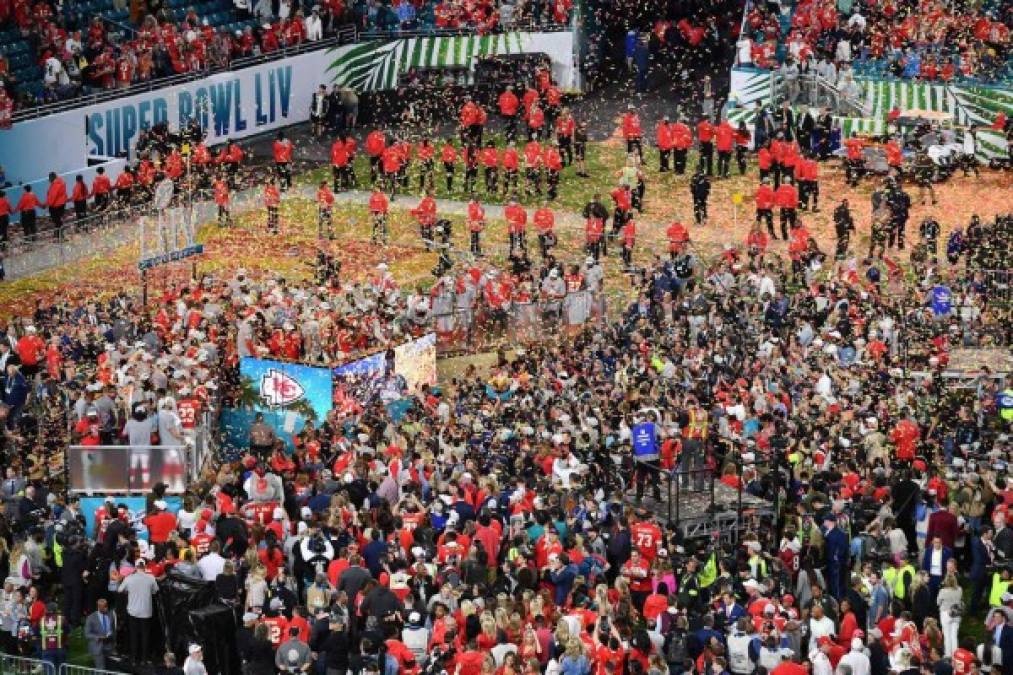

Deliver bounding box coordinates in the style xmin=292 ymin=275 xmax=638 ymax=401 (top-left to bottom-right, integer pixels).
xmin=157 ymin=570 xmax=216 ymax=662
xmin=189 ymin=604 xmax=241 ymax=675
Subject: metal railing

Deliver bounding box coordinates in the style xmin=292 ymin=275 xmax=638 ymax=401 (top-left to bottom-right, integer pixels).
xmin=0 ymin=654 xmax=57 ymax=675
xmin=60 ymin=666 xmax=130 ymax=675
xmin=772 ymin=71 xmax=868 ymax=117
xmin=432 ymin=289 xmax=607 ymax=355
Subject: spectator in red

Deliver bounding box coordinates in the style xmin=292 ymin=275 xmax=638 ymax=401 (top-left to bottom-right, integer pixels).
xmin=621 ymin=104 xmax=642 ymax=160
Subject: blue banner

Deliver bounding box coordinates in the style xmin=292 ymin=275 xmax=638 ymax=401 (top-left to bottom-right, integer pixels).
xmin=79 ymin=495 xmax=182 ymax=542
xmin=632 ymin=422 xmax=658 ymax=461
xmin=224 ymin=357 xmax=333 ymax=452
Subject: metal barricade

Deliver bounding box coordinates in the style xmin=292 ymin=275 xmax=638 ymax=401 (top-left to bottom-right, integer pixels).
xmin=60 ymin=665 xmax=130 ymax=675
xmin=0 ymin=654 xmax=57 ymax=675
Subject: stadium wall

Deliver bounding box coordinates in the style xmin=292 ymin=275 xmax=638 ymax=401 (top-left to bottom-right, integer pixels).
xmin=0 ymin=31 xmax=576 ymax=190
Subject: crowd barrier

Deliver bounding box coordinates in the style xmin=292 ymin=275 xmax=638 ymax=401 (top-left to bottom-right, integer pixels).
xmin=432 ymin=289 xmax=607 ymax=354
xmin=0 ymin=654 xmax=56 ymax=675
xmin=59 ymin=666 xmax=129 ymax=675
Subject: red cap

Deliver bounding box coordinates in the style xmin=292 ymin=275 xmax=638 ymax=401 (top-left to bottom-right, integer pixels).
xmin=913 ymin=459 xmax=927 ymax=472
xmin=379 ymin=572 xmax=390 ymax=586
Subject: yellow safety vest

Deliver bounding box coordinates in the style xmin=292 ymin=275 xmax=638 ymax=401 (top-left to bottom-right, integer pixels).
xmin=686 ymin=409 xmax=709 ymax=440
xmin=990 ymin=572 xmax=1011 ymax=607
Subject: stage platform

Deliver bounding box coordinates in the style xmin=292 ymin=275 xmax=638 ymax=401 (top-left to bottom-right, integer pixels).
xmin=627 ymin=480 xmax=775 ymax=544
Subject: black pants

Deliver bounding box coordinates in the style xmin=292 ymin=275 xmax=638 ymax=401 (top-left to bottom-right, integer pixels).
xmin=484 ymin=167 xmax=498 ymax=193
xmin=634 ymin=462 xmax=661 ymax=501
xmin=94 ymin=193 xmax=109 ymax=211
xmin=218 ymin=204 xmax=229 ymax=226
xmin=443 ymin=162 xmax=455 ymax=191
xmin=464 ymin=166 xmax=478 ymax=193
xmin=845 ymin=159 xmax=863 ymax=186
xmin=504 ymin=115 xmax=517 ymax=141
xmin=470 ymin=230 xmax=481 ymax=255
xmin=613 ymin=209 xmax=629 ymax=236
xmin=276 ymin=162 xmax=291 ymax=190
xmin=419 ymin=160 xmax=434 ymax=192
xmin=586 ymin=238 xmax=602 ymax=260
xmin=509 ymin=231 xmax=526 ymax=253
xmin=717 ymin=150 xmax=731 ymax=177
xmin=779 ymin=208 xmax=795 ymax=238
xmin=503 ymin=169 xmax=518 ymax=195
xmin=736 ymin=146 xmax=748 ymax=174
xmin=0 ymin=214 xmax=8 ymax=248
xmin=626 ymin=138 xmax=642 ymax=160
xmin=332 ymin=165 xmax=343 ymax=191
xmin=835 ymin=234 xmax=850 ymax=259
xmin=369 ymin=156 xmax=381 ymax=183
xmin=674 ymin=148 xmax=687 ymax=174
xmin=74 ymin=200 xmax=87 ymax=223
xmin=63 ymin=582 xmax=84 ymax=628
xmin=547 ymin=170 xmax=559 ymax=200
xmin=50 ymin=204 xmax=65 ymax=232
xmin=128 ymin=615 xmax=150 ymax=664
xmin=558 ymin=138 xmax=573 ymax=166
xmin=318 ymin=207 xmax=332 ymax=238
xmin=622 ymin=243 xmax=633 ymax=267
xmin=698 ymin=142 xmax=713 ymax=175
xmin=757 ymin=208 xmax=774 ymax=237
xmin=373 ymin=214 xmax=387 ymax=243
xmin=21 ymin=210 xmax=36 ymax=238
xmin=526 ymin=168 xmax=541 ymax=195
xmin=538 ymin=232 xmax=553 ymax=258
xmin=693 ymin=198 xmax=707 ymax=225
xmin=659 ymin=148 xmax=671 ymax=172
xmin=267 ymin=206 xmax=279 ymax=234
xmin=772 ymin=163 xmax=782 ymax=189
xmin=888 ymin=217 xmax=907 ymax=249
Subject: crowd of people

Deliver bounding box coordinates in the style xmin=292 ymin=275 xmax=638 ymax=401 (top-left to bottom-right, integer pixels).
xmin=2 ymin=11 xmax=1013 ymax=675
xmin=736 ymin=0 xmax=1012 ymax=84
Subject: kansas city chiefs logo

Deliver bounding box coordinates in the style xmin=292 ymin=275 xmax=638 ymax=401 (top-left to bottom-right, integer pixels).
xmin=260 ymin=369 xmax=306 ymax=407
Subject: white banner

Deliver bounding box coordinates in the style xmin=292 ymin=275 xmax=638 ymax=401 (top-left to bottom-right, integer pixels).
xmin=0 ymin=31 xmax=575 ymax=189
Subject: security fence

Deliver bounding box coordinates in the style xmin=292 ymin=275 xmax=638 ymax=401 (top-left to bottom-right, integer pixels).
xmin=0 ymin=654 xmax=56 ymax=675
xmin=432 ymin=289 xmax=607 ymax=355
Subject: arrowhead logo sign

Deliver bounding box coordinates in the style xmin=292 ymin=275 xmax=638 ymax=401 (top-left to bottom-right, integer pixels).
xmin=259 ymin=368 xmax=306 ymax=407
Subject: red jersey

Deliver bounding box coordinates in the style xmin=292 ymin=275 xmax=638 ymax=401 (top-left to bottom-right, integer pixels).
xmin=533 ymin=207 xmax=554 ymax=234
xmin=262 ymin=615 xmax=289 ymax=648
xmin=504 ymin=204 xmax=527 ymax=233
xmin=466 ymin=201 xmax=485 ymax=231
xmin=273 ymin=138 xmax=293 ymax=164
xmin=213 ymin=180 xmax=229 ymax=207
xmin=264 ymin=185 xmax=280 ymax=208
xmin=666 ymin=222 xmax=689 ymax=252
xmin=368 ymin=191 xmax=389 ymax=215
xmin=630 ymin=521 xmax=661 ymax=560
xmin=317 ymin=185 xmax=334 ymax=209
xmin=177 ymin=398 xmax=199 ymax=429
xmin=697 ymin=120 xmax=715 ymax=143
xmin=622 ymin=112 xmax=642 ymax=139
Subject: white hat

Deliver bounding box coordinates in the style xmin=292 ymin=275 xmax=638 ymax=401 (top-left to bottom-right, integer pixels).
xmin=851 ymin=638 xmax=864 ymax=650
xmin=154 ymin=500 xmax=168 ymax=510
xmin=188 ymin=644 xmax=202 ymax=655
xmin=25 ymin=326 xmax=36 ymax=334
xmin=300 ymin=506 xmax=313 ymax=520
xmin=273 ymin=507 xmax=285 ymax=520
xmin=743 ymin=579 xmax=760 ymax=589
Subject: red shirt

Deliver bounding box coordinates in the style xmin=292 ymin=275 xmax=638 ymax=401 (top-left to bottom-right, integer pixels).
xmin=621 ymin=112 xmax=642 ymax=139
xmin=630 ymin=521 xmax=661 ymax=560
xmin=213 ymin=180 xmax=229 ymax=206
xmin=264 ymin=185 xmax=280 ymax=208
xmin=844 ymin=137 xmax=865 ymax=161
xmin=952 ymin=648 xmax=974 ymax=675
xmin=92 ymin=174 xmax=112 ymax=195
xmin=411 ymin=196 xmax=436 ymax=225
xmin=143 ymin=511 xmax=177 ymax=543
xmin=440 ymin=143 xmax=457 ymax=164
xmin=656 ymin=122 xmax=674 ymax=150
xmin=756 ymin=184 xmax=775 ymax=209
xmin=273 ymin=139 xmax=293 ymax=163
xmin=504 ymin=204 xmax=527 ymax=233
xmin=0 ymin=197 xmax=11 ymax=217
xmin=46 ymin=177 xmax=68 ymax=208
xmin=480 ymin=147 xmax=499 ymax=168
xmin=262 ymin=615 xmax=289 ymax=647
xmin=543 ymin=147 xmax=563 ymax=171
xmin=774 ymin=184 xmax=798 ymax=209
xmin=697 ymin=120 xmax=714 ymax=143
xmin=16 ymin=192 xmax=41 ymax=212
xmin=523 ymin=142 xmax=542 ymax=168
xmin=502 ymin=148 xmax=519 ymax=170
xmin=498 ymin=90 xmax=519 ymax=116
xmin=365 ymin=130 xmax=386 ymax=157
xmin=331 ymin=139 xmax=350 ymax=167
xmin=671 ymin=122 xmax=692 ymax=149
xmin=666 ymin=222 xmax=689 ymax=252
xmin=715 ymin=122 xmax=735 ymax=152
xmin=533 ymin=207 xmax=554 ymax=234
xmin=317 ymin=185 xmax=334 ymax=208
xmin=369 ymin=191 xmax=389 ymax=215
xmin=467 ymin=201 xmax=485 ymax=231
xmin=611 ymin=186 xmax=632 ymax=212
xmin=71 ymin=181 xmax=88 ymax=202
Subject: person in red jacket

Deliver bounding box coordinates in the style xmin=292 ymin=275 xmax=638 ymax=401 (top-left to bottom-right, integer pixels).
xmin=16 ymin=185 xmax=41 ymax=238
xmin=368 ymin=188 xmax=389 ymax=245
xmin=757 ymin=142 xmax=773 ymax=184
xmin=264 ymin=177 xmax=280 ymax=234
xmin=746 ymin=221 xmax=769 ymax=262
xmin=316 ymin=180 xmax=334 ymax=239
xmin=734 ymin=121 xmax=751 ymax=175
xmin=501 ymin=143 xmax=519 ymax=195
xmin=330 ymin=136 xmax=351 ymax=192
xmin=381 ymin=145 xmax=402 ymax=196
xmin=620 ymin=218 xmax=636 ymax=268
xmin=533 ymin=203 xmax=555 ymax=259
xmin=755 ymin=178 xmax=776 ymax=239
xmin=504 ymin=199 xmax=527 ymax=254
xmin=459 ymin=97 xmax=485 ymax=147
xmin=621 ymin=104 xmax=643 ymax=160
xmin=498 ymin=86 xmax=520 ymax=141
xmin=543 ymin=142 xmax=563 ymax=200
xmin=610 ymin=184 xmax=632 ymax=239
xmin=656 ymin=117 xmax=674 ymax=172
xmin=365 ymin=129 xmax=386 ymax=184
xmin=416 ymin=138 xmax=435 ymax=193
xmin=213 ymin=175 xmax=230 ymax=226
xmin=71 ymin=175 xmax=88 ymax=224
xmin=411 ymin=192 xmax=437 ymax=247
xmin=0 ymin=189 xmax=11 ymax=249
xmin=91 ymin=167 xmax=112 ymax=211
xmin=272 ymin=130 xmax=293 ymax=190
xmin=440 ymin=142 xmax=457 ymax=192
xmin=774 ymin=178 xmax=798 ymax=239
xmin=843 ymin=134 xmax=866 ymax=187
xmin=526 ymin=102 xmax=545 ymax=141
xmin=555 ymin=108 xmax=575 ymax=167
xmin=671 ymin=117 xmax=692 ymax=174
xmin=714 ymin=119 xmax=735 ymax=178
xmin=225 ymin=140 xmax=244 ymax=187
xmin=46 ymin=172 xmax=68 ymax=232
xmin=666 ymin=220 xmax=689 ymax=258
xmin=479 ymin=141 xmax=499 ymax=195
xmin=466 ymin=197 xmax=484 ymax=256
xmin=799 ymin=158 xmax=820 ymax=212
xmin=696 ymin=116 xmax=715 ymax=176
xmin=523 ymin=140 xmax=542 ymax=197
